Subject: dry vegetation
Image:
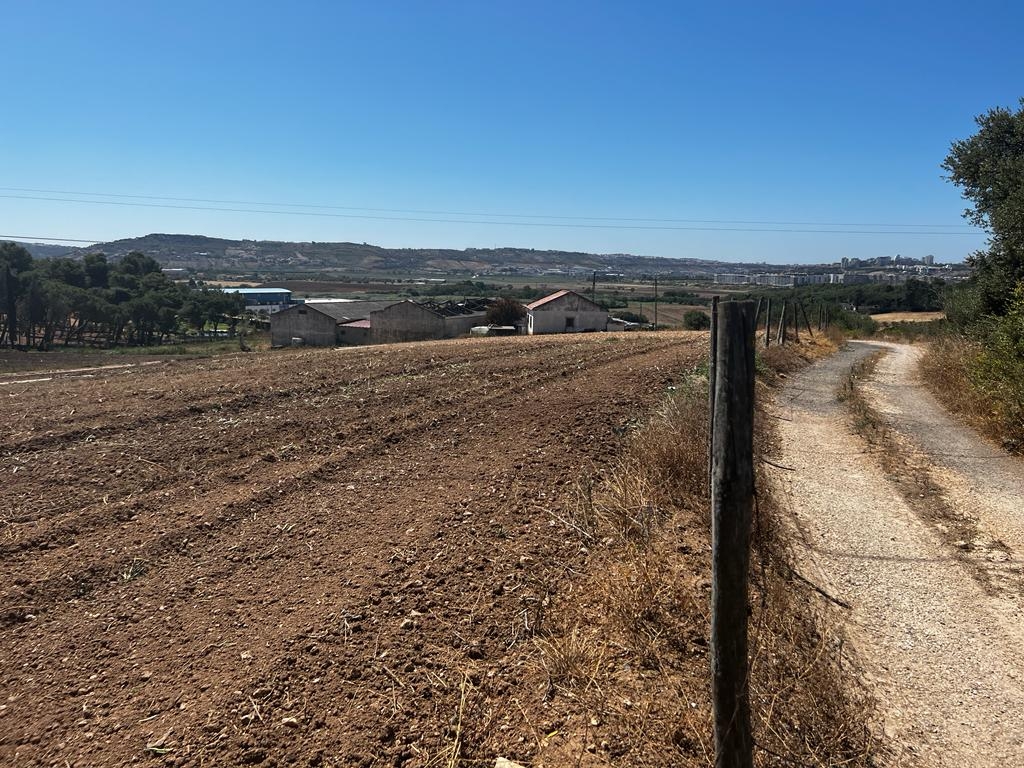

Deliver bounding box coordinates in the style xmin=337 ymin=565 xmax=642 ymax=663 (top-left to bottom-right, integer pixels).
xmin=526 ymin=333 xmax=878 ymax=766
xmin=869 ymin=311 xmax=945 ymax=323
xmin=920 ymin=337 xmax=1024 ymax=452
xmin=0 ymin=331 xmax=877 ymax=766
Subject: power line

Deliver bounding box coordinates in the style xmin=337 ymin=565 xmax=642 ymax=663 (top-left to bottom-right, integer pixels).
xmin=0 ymin=193 xmax=982 ymax=236
xmin=0 ymin=186 xmax=977 ymax=230
xmin=0 ymin=235 xmax=101 ymax=244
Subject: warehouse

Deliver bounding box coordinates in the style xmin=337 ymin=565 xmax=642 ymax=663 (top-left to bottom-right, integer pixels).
xmin=370 ymin=300 xmax=489 ymax=344
xmin=270 ymin=300 xmax=396 ymax=346
xmin=270 ymin=298 xmax=490 ymax=347
xmin=525 ymin=290 xmax=608 ymax=335
xmin=221 ymin=287 xmax=293 ymax=314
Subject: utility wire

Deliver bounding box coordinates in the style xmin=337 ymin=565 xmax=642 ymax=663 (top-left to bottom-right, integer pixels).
xmin=0 ymin=194 xmax=982 ymax=236
xmin=0 ymin=235 xmax=101 ymax=243
xmin=0 ymin=186 xmax=977 ymax=230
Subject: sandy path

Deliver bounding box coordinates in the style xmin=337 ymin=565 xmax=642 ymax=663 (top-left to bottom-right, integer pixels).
xmin=770 ymin=342 xmax=1024 ymax=767
xmin=864 ymin=341 xmax=1024 ymax=599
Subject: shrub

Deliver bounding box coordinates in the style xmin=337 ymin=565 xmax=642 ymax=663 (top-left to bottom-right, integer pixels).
xmin=485 ymin=297 xmax=526 ymax=326
xmin=681 ymin=309 xmax=711 ymax=330
xmin=971 ymin=282 xmax=1024 ymax=448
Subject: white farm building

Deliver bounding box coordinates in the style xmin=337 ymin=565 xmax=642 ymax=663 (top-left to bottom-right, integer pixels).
xmin=525 ymin=290 xmax=608 ymax=335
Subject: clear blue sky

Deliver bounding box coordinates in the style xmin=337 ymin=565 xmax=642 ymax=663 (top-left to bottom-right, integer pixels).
xmin=2 ymin=1 xmax=1021 ymax=264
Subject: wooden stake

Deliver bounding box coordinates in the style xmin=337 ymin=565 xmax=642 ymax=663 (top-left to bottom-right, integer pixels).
xmin=776 ymin=301 xmax=787 ymax=346
xmin=798 ymin=300 xmax=814 ymax=338
xmin=710 ymin=300 xmax=755 ymax=768
xmin=708 ymin=295 xmax=720 ymax=486
xmin=763 ymin=297 xmax=771 ymax=349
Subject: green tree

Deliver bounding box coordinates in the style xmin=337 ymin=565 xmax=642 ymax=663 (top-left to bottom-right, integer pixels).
xmin=682 ymin=309 xmax=711 ymax=330
xmin=0 ymin=242 xmax=33 ymax=347
xmin=943 ymin=99 xmax=1024 ymax=317
xmin=485 ymin=297 xmax=527 ymax=326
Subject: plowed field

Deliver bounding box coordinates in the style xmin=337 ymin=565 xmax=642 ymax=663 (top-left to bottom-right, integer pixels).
xmin=0 ymin=332 xmax=703 ymax=767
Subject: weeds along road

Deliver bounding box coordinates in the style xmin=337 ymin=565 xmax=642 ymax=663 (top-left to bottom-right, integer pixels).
xmin=0 ymin=333 xmax=702 ymax=767
xmin=771 ymin=341 xmax=1024 ymax=767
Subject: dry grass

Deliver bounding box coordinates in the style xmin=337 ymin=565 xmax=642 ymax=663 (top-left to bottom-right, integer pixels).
xmin=920 ymin=336 xmax=1024 ymax=452
xmin=870 ymin=311 xmax=945 ymax=323
xmin=527 ymin=339 xmax=878 ymax=766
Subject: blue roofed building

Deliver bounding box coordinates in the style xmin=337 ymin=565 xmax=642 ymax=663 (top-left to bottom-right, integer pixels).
xmin=221 ymin=287 xmax=293 ymax=314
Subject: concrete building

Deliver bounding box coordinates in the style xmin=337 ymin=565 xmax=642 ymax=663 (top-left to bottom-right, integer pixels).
xmin=714 ymin=274 xmax=751 ymax=285
xmin=270 ymin=300 xmax=397 ymax=346
xmin=753 ymin=274 xmax=796 ymax=287
xmin=525 ymin=290 xmax=608 ymax=335
xmin=221 ymin=287 xmax=293 ymax=314
xmin=369 ymin=300 xmax=488 ymax=344
xmin=270 ymin=299 xmax=489 ymax=347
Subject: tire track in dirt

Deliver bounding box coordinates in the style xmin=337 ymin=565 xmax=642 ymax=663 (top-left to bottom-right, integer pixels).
xmin=0 ymin=337 xmax=634 ymax=530
xmin=0 ymin=333 xmax=702 ymax=767
xmin=861 ymin=341 xmax=1024 ymax=603
xmin=771 ymin=342 xmax=1024 ymax=767
xmin=1 ymin=337 xmax=680 ymax=617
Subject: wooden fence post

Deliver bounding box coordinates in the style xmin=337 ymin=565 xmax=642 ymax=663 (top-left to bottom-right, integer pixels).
xmin=798 ymin=300 xmax=814 ymax=338
xmin=708 ymin=295 xmax=720 ymax=486
xmin=763 ymin=297 xmax=771 ymax=349
xmin=710 ymin=300 xmax=756 ymax=768
xmin=776 ymin=300 xmax=787 ymax=346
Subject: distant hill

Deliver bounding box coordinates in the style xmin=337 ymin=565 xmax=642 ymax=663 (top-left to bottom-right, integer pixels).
xmin=11 ymin=233 xmax=745 ymax=277
xmin=15 ymin=241 xmax=77 ymax=259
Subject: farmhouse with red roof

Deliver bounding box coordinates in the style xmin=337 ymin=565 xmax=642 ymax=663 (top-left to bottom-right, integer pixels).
xmin=525 ymin=289 xmax=609 ymax=335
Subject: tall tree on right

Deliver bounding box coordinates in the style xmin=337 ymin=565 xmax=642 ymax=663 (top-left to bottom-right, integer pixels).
xmin=943 ymin=99 xmax=1024 ymax=317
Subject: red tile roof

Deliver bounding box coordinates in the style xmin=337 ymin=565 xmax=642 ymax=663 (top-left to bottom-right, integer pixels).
xmin=525 ymin=289 xmax=573 ymax=310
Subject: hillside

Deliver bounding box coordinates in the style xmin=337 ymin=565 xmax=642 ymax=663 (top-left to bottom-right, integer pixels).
xmin=18 ymin=234 xmax=744 ymax=277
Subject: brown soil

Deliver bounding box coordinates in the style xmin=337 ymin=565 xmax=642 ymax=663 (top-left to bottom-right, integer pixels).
xmin=0 ymin=332 xmax=704 ymax=767
xmin=0 ymin=352 xmax=186 ymax=376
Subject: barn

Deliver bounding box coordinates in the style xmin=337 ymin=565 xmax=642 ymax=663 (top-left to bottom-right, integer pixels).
xmin=270 ymin=301 xmax=397 ymax=347
xmin=270 ymin=299 xmax=490 ymax=347
xmin=525 ymin=290 xmax=608 ymax=335
xmin=370 ymin=300 xmax=489 ymax=344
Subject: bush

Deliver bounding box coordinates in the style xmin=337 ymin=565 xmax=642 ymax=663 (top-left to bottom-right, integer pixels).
xmin=971 ymin=282 xmax=1024 ymax=448
xmin=681 ymin=309 xmax=710 ymax=330
xmin=484 ymin=297 xmax=526 ymax=326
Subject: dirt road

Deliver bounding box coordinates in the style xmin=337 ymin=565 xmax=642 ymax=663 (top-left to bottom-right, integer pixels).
xmin=771 ymin=341 xmax=1024 ymax=766
xmin=0 ymin=333 xmax=702 ymax=767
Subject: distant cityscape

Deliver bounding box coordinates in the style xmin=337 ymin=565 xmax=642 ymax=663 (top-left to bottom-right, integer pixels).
xmin=712 ymin=253 xmax=966 ymax=287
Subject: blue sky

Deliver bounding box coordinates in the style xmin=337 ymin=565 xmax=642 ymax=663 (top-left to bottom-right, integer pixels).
xmin=2 ymin=1 xmax=1021 ymax=264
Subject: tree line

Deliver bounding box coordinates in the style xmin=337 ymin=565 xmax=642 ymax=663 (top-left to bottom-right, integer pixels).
xmin=940 ymin=98 xmax=1024 ymax=444
xmin=0 ymin=243 xmax=243 ymax=350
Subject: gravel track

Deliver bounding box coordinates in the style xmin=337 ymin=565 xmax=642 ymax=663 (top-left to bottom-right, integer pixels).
xmin=864 ymin=341 xmax=1024 ymax=601
xmin=770 ymin=341 xmax=1024 ymax=767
